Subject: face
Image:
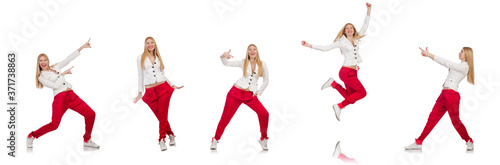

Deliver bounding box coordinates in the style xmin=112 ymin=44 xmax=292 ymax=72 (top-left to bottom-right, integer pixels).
xmin=146 ymin=38 xmax=155 ymax=52
xmin=39 ymin=56 xmax=49 ymax=70
xmin=344 ymin=24 xmax=355 ymax=37
xmin=248 ymin=46 xmax=257 ymax=60
xmin=459 ymin=49 xmax=466 ymax=61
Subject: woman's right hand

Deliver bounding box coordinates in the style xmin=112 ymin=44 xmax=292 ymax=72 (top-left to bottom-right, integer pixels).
xmin=301 ymin=41 xmax=312 ymax=48
xmin=133 ymin=92 xmax=143 ymax=104
xmin=62 ymin=66 xmax=74 ymax=76
xmin=221 ymin=49 xmax=234 ymax=59
xmin=419 ymin=47 xmax=435 ymax=59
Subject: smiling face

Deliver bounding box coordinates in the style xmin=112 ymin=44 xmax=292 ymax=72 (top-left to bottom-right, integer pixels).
xmin=38 ymin=55 xmax=49 ymax=71
xmin=344 ymin=24 xmax=355 ymax=37
xmin=247 ymin=45 xmax=258 ymax=60
xmin=145 ymin=38 xmax=156 ymax=53
xmin=459 ymin=49 xmax=467 ymax=61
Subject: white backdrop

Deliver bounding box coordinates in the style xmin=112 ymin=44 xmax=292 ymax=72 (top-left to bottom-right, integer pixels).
xmin=2 ymin=0 xmax=500 ymax=164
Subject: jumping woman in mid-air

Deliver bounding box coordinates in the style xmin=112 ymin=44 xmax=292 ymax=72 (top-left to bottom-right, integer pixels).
xmin=302 ymin=2 xmax=371 ymax=121
xmin=405 ymin=47 xmax=475 ymax=151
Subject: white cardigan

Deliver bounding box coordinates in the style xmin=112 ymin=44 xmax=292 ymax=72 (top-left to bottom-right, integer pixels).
xmin=221 ymin=57 xmax=269 ymax=96
xmin=311 ymin=15 xmax=370 ymax=66
xmin=38 ymin=50 xmax=79 ymax=96
xmin=434 ymin=56 xmax=469 ymax=91
xmin=137 ymin=55 xmax=174 ymax=93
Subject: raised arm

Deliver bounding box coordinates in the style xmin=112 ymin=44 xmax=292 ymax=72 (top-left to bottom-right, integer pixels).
xmin=54 ymin=38 xmax=91 ymax=70
xmin=358 ymin=3 xmax=371 ymax=36
xmin=420 ymin=47 xmax=468 ymax=73
xmin=220 ymin=49 xmax=243 ymax=67
xmin=255 ymin=62 xmax=269 ymax=96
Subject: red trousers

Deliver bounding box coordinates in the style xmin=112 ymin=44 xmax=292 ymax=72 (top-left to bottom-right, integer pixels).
xmin=331 ymin=67 xmax=367 ymax=108
xmin=142 ymin=82 xmax=175 ymax=140
xmin=416 ymin=90 xmax=472 ymax=143
xmin=214 ymin=86 xmax=269 ymax=140
xmin=32 ymin=90 xmax=96 ymax=141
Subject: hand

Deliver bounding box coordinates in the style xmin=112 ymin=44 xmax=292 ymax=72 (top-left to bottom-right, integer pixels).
xmin=62 ymin=66 xmax=74 ymax=76
xmin=78 ymin=38 xmax=91 ymax=52
xmin=301 ymin=41 xmax=312 ymax=48
xmin=366 ymin=2 xmax=371 ymax=8
xmin=133 ymin=92 xmax=143 ymax=104
xmin=172 ymin=85 xmax=184 ymax=89
xmin=253 ymin=93 xmax=257 ymax=97
xmin=419 ymin=47 xmax=435 ymax=59
xmin=222 ymin=49 xmax=234 ymax=59
xmin=366 ymin=2 xmax=372 ymax=16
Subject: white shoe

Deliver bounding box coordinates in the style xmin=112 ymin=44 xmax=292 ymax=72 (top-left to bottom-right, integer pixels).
xmin=333 ymin=104 xmax=342 ymax=121
xmin=27 ymin=134 xmax=35 ymax=148
xmin=258 ymin=138 xmax=268 ymax=151
xmin=466 ymin=140 xmax=474 ymax=151
xmin=404 ymin=142 xmax=422 ymax=150
xmin=159 ymin=139 xmax=167 ymax=151
xmin=333 ymin=141 xmax=342 ymax=158
xmin=321 ymin=78 xmax=334 ymax=90
xmin=210 ymin=138 xmax=218 ymax=150
xmin=84 ymin=139 xmax=100 ymax=148
xmin=168 ymin=135 xmax=176 ymax=146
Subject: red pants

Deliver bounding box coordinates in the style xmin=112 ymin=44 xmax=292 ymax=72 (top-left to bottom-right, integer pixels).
xmin=214 ymin=86 xmax=269 ymax=140
xmin=32 ymin=90 xmax=96 ymax=141
xmin=142 ymin=82 xmax=175 ymax=140
xmin=331 ymin=67 xmax=367 ymax=108
xmin=416 ymin=90 xmax=472 ymax=143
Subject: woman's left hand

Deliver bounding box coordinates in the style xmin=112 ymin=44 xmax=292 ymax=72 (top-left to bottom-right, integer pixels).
xmin=172 ymin=85 xmax=184 ymax=89
xmin=78 ymin=38 xmax=91 ymax=52
xmin=366 ymin=2 xmax=372 ymax=16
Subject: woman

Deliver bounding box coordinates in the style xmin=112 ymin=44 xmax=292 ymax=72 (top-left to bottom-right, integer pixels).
xmin=133 ymin=36 xmax=183 ymax=151
xmin=27 ymin=38 xmax=99 ymax=148
xmin=301 ymin=2 xmax=371 ymax=121
xmin=405 ymin=47 xmax=475 ymax=151
xmin=211 ymin=44 xmax=270 ymax=151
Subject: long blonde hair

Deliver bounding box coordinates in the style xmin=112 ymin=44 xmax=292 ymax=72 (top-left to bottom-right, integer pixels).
xmin=463 ymin=47 xmax=474 ymax=85
xmin=334 ymin=23 xmax=366 ymax=42
xmin=35 ymin=53 xmax=52 ymax=89
xmin=140 ymin=36 xmax=165 ymax=70
xmin=243 ymin=44 xmax=264 ymax=77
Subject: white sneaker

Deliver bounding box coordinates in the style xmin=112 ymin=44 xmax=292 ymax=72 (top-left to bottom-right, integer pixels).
xmin=404 ymin=142 xmax=422 ymax=150
xmin=466 ymin=140 xmax=474 ymax=151
xmin=333 ymin=141 xmax=342 ymax=158
xmin=168 ymin=135 xmax=176 ymax=146
xmin=159 ymin=139 xmax=167 ymax=151
xmin=333 ymin=104 xmax=342 ymax=121
xmin=258 ymin=138 xmax=268 ymax=151
xmin=84 ymin=139 xmax=100 ymax=148
xmin=210 ymin=138 xmax=218 ymax=150
xmin=27 ymin=134 xmax=35 ymax=148
xmin=321 ymin=77 xmax=334 ymax=90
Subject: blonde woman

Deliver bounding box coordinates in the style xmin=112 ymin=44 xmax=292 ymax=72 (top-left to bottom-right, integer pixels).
xmin=405 ymin=47 xmax=475 ymax=151
xmin=301 ymin=2 xmax=371 ymax=121
xmin=27 ymin=38 xmax=99 ymax=148
xmin=210 ymin=44 xmax=269 ymax=151
xmin=133 ymin=36 xmax=183 ymax=151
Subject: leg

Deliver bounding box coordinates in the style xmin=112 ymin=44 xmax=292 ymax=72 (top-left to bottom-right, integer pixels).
xmin=32 ymin=93 xmax=69 ymax=138
xmin=214 ymin=90 xmax=243 ymax=140
xmin=245 ymin=96 xmax=269 ymax=140
xmin=339 ymin=69 xmax=366 ymax=108
xmin=445 ymin=91 xmax=471 ymax=142
xmin=335 ymin=69 xmax=350 ymax=98
xmin=416 ymin=92 xmax=447 ymax=142
xmin=142 ymin=87 xmax=163 ymax=139
xmin=157 ymin=83 xmax=175 ymax=139
xmin=67 ymin=91 xmax=96 ymax=142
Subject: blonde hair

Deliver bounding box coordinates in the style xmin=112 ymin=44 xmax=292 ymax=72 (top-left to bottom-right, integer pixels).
xmin=35 ymin=53 xmax=52 ymax=89
xmin=140 ymin=36 xmax=165 ymax=70
xmin=334 ymin=23 xmax=366 ymax=42
xmin=463 ymin=47 xmax=474 ymax=85
xmin=243 ymin=44 xmax=264 ymax=77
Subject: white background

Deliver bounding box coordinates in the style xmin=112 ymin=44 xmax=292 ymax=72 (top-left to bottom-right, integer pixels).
xmin=1 ymin=0 xmax=500 ymax=164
